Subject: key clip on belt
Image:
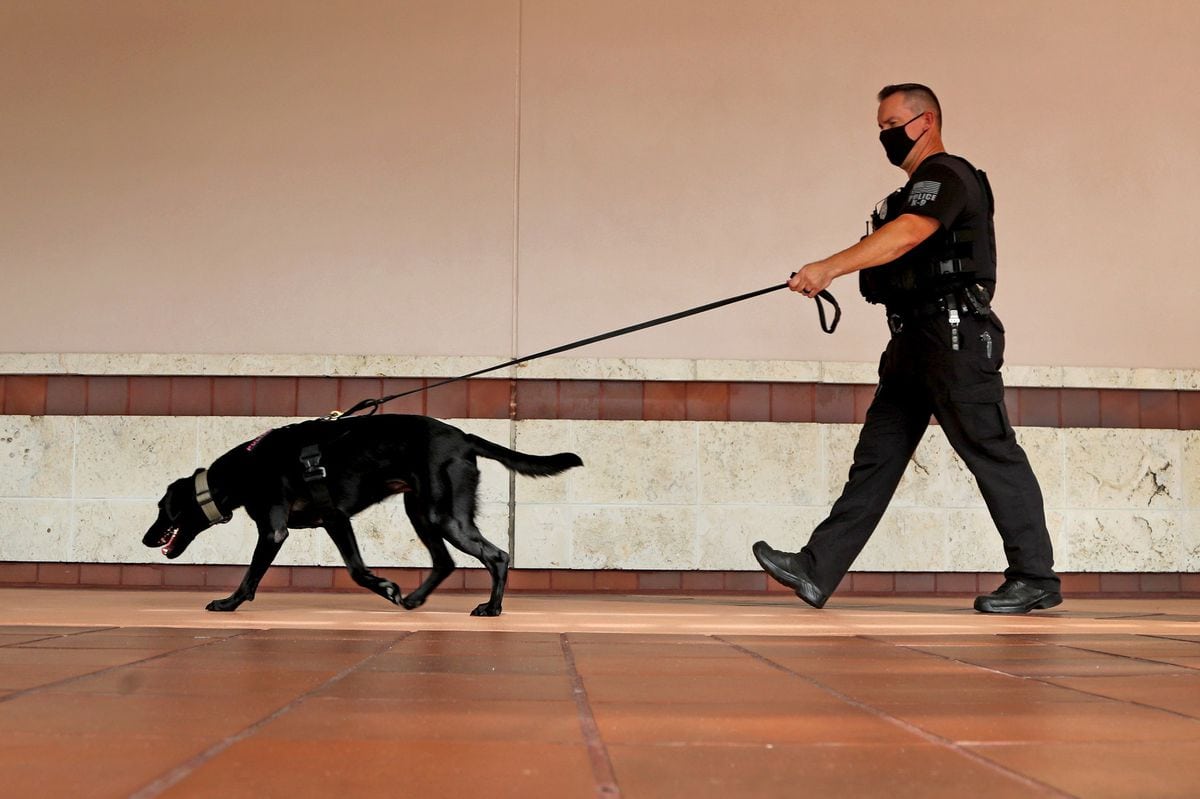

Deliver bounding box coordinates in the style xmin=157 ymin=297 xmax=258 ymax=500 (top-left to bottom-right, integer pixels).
xmin=945 ymin=294 xmax=961 ymax=351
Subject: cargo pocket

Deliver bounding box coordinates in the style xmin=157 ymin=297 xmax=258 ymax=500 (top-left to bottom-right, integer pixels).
xmin=949 ymin=382 xmax=1009 ymax=440
xmin=980 ymin=315 xmax=1005 ymax=374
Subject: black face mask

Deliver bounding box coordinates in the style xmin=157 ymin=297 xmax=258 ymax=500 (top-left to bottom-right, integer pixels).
xmin=879 ymin=113 xmax=927 ymax=167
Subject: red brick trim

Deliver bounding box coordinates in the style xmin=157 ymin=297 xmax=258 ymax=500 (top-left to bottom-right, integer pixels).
xmin=1 ymin=564 xmax=1197 ymax=598
xmin=4 ymin=375 xmax=1198 ymax=429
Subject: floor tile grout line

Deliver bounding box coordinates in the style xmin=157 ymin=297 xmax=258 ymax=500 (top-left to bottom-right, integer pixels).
xmin=2 ymin=626 xmax=256 ymax=648
xmin=893 ymin=637 xmax=1200 ymax=725
xmin=1013 ymin=637 xmax=1200 ymax=723
xmin=1027 ymin=675 xmax=1200 ymax=723
xmin=128 ymin=630 xmax=415 ymax=799
xmin=1143 ymin=633 xmax=1200 ymax=645
xmin=1102 ymin=613 xmax=1171 ymax=620
xmin=1005 ymin=632 xmax=1200 ymax=669
xmin=560 ymin=634 xmax=621 ymax=798
xmin=0 ymin=628 xmax=260 ymax=704
xmin=0 ymin=626 xmax=118 ymax=647
xmin=0 ymin=623 xmax=119 ymax=647
xmin=1033 ymin=639 xmax=1200 ymax=674
xmin=715 ymin=636 xmax=1078 ymax=799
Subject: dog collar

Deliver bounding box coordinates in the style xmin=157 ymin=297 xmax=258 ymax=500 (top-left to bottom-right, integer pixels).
xmin=194 ymin=469 xmax=231 ymax=525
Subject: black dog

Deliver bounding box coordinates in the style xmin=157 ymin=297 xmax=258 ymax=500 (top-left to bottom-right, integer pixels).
xmin=143 ymin=415 xmax=581 ymax=616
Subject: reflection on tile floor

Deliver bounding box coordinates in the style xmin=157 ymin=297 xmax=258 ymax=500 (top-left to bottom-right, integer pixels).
xmin=0 ymin=589 xmax=1198 ymax=798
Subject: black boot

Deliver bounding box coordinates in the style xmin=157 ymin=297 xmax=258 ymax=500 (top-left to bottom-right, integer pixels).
xmin=752 ymin=541 xmax=829 ymax=609
xmin=974 ymin=580 xmax=1062 ymax=614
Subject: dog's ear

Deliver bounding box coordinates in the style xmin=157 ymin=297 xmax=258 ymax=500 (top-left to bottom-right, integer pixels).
xmin=163 ymin=484 xmax=179 ymax=519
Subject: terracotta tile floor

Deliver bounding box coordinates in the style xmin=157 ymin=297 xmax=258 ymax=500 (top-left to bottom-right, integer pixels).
xmin=1 ymin=589 xmax=1199 ymax=798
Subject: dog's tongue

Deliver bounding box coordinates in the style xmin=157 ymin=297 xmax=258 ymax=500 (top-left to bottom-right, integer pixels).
xmin=161 ymin=529 xmax=179 ymax=556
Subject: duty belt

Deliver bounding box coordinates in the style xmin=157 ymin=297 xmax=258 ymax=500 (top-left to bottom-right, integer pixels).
xmin=886 ymin=296 xmax=949 ymax=335
xmin=885 ymin=285 xmax=992 ymax=341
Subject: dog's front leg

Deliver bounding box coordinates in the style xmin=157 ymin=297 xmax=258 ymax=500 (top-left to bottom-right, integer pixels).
xmin=206 ymin=518 xmax=287 ymax=612
xmin=323 ymin=513 xmax=405 ymax=607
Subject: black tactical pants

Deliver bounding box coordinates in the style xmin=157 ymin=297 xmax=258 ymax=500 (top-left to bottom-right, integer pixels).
xmin=798 ymin=310 xmax=1060 ymax=595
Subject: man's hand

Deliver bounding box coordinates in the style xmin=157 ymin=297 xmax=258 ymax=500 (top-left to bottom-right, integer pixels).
xmin=789 ymin=261 xmax=837 ymax=298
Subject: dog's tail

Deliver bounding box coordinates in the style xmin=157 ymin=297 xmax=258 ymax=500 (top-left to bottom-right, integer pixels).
xmin=466 ymin=434 xmax=583 ymax=477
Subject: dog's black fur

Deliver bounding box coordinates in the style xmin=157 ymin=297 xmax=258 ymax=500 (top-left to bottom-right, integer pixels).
xmin=142 ymin=415 xmax=581 ymax=616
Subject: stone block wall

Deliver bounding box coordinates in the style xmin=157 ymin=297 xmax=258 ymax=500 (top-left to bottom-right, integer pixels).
xmin=2 ymin=355 xmax=1197 ymax=591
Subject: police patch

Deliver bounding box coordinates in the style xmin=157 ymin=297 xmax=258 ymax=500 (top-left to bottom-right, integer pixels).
xmin=907 ymin=180 xmax=941 ymax=207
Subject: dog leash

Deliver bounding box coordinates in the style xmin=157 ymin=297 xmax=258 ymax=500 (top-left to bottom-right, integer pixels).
xmin=331 ymin=279 xmax=840 ymax=419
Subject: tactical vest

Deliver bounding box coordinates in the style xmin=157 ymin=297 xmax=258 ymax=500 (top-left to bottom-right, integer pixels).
xmin=859 ymin=155 xmax=996 ymax=307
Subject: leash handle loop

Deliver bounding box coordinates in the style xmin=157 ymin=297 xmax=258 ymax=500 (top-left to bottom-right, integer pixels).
xmin=815 ymin=290 xmax=841 ymax=334
xmin=786 ymin=271 xmax=842 ymax=335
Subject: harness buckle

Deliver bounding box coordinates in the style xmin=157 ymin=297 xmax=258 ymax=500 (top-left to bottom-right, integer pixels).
xmin=300 ymin=446 xmax=327 ymax=482
xmin=299 ymin=444 xmax=334 ymax=508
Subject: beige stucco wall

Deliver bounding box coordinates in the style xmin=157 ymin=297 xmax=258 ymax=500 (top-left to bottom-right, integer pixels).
xmin=3 ymin=414 xmax=1197 ymax=572
xmin=3 ymin=1 xmax=1199 ymax=369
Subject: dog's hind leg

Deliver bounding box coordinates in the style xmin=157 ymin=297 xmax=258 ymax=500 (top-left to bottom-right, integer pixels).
xmin=399 ymin=493 xmax=457 ymax=610
xmin=435 ymin=459 xmax=509 ymax=617
xmin=322 ymin=512 xmax=404 ymax=607
xmin=442 ymin=517 xmax=509 ymax=617
xmin=206 ymin=516 xmax=287 ymax=612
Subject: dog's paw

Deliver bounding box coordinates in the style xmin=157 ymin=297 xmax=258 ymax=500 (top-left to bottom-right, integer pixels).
xmin=205 ymin=598 xmax=239 ymax=612
xmin=400 ymin=595 xmax=425 ymax=610
xmin=470 ymin=603 xmax=502 ymax=617
xmin=381 ymin=581 xmax=404 ymax=606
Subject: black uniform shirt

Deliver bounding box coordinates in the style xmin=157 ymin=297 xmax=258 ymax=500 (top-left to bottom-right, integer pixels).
xmin=862 ymin=153 xmax=996 ymax=305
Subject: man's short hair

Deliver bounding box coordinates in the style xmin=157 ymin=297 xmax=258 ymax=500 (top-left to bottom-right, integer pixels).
xmin=878 ymin=83 xmax=942 ymax=127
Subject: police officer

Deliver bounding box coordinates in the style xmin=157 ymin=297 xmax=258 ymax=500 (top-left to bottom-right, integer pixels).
xmin=753 ymin=84 xmax=1061 ymax=614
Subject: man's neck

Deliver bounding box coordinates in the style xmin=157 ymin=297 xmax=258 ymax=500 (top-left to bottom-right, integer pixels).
xmin=904 ymin=140 xmax=947 ymax=177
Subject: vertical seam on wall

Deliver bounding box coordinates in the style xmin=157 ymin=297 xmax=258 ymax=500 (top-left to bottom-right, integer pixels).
xmin=67 ymin=417 xmax=79 ymax=560
xmin=510 ymin=0 xmax=523 ymax=362
xmin=691 ymin=422 xmax=701 ymax=571
xmin=819 ymin=422 xmax=829 ymax=513
xmin=1059 ymin=427 xmax=1069 ymax=570
xmin=507 ymin=0 xmax=523 ymax=563
xmin=564 ymin=419 xmax=576 ymax=570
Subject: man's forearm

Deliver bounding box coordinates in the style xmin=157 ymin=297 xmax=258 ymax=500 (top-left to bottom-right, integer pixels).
xmin=788 ymin=213 xmax=941 ymax=297
xmin=822 ymin=214 xmax=940 ymax=279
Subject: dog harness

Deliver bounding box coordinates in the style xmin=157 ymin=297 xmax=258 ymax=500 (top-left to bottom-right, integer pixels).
xmin=299 ymin=445 xmax=334 ymax=507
